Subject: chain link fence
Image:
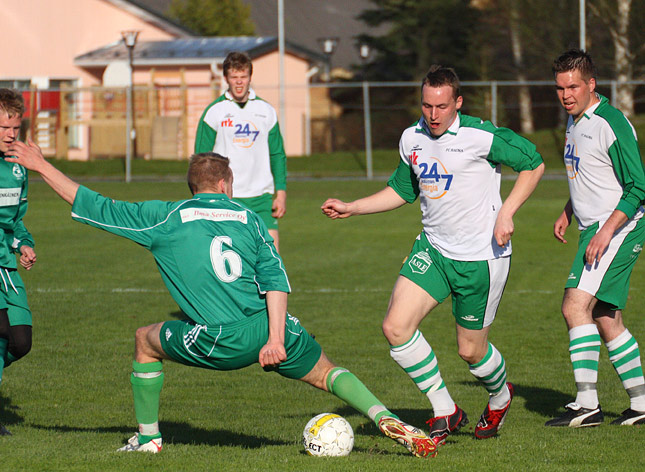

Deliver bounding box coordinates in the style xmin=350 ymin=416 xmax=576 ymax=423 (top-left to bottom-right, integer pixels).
xmin=17 ymin=80 xmax=645 ymax=166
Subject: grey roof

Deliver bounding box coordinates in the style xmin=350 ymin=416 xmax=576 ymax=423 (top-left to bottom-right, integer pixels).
xmin=245 ymin=0 xmax=387 ymax=71
xmin=131 ymin=0 xmax=388 ymax=70
xmin=74 ymin=36 xmax=324 ymax=67
xmin=106 ymin=0 xmax=192 ymax=37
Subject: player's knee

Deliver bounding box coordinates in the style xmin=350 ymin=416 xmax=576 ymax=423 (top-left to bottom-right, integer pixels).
xmin=457 ymin=341 xmax=486 ymax=364
xmin=382 ymin=318 xmax=408 ymax=345
xmin=10 ymin=337 xmax=31 ymax=360
xmin=134 ymin=326 xmax=152 ymax=349
xmin=8 ymin=325 xmax=32 ymax=360
xmin=457 ymin=346 xmax=479 ymax=365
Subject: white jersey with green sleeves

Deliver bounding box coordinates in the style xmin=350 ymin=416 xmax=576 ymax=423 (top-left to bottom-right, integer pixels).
xmin=194 ymin=88 xmax=287 ymax=199
xmin=563 ymin=94 xmax=645 ymax=230
xmin=70 ymin=186 xmax=290 ymax=326
xmin=388 ymin=113 xmax=543 ymax=261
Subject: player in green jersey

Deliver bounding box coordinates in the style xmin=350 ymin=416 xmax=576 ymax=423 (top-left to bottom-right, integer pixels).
xmin=0 ymin=89 xmax=37 ymax=436
xmin=546 ymin=49 xmax=645 ymax=427
xmin=6 ymin=143 xmax=438 ymax=458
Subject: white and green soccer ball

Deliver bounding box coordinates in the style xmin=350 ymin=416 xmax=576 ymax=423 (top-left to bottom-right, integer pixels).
xmin=302 ymin=413 xmax=354 ymax=457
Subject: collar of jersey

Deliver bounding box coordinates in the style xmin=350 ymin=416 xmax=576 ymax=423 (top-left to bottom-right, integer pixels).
xmin=579 ymin=93 xmax=604 ymax=122
xmin=418 ymin=112 xmax=460 ymax=138
xmin=193 ymin=193 xmax=230 ymax=200
xmin=225 ymin=87 xmax=257 ymax=102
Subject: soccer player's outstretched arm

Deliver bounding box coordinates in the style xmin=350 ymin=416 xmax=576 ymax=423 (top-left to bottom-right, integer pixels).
xmin=321 ymin=186 xmax=406 ymax=219
xmin=6 ymin=139 xmax=79 ymax=205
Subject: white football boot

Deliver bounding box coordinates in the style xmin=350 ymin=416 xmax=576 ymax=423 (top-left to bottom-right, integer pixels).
xmin=117 ymin=433 xmax=163 ymax=453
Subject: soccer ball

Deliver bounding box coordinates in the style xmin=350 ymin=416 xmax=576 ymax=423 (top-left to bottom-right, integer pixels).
xmin=302 ymin=413 xmax=354 ymax=457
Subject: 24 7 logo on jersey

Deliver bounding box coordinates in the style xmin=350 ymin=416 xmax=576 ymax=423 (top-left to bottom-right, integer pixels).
xmin=417 ymin=157 xmax=453 ymax=199
xmin=564 ymin=140 xmax=580 ymax=179
xmin=233 ymin=121 xmax=260 ymax=148
xmin=408 ymin=251 xmax=432 ymax=274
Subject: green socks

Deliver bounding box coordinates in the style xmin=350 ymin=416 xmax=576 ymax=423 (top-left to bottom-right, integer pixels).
xmin=326 ymin=367 xmax=395 ymax=423
xmin=131 ymin=360 xmax=164 ymax=441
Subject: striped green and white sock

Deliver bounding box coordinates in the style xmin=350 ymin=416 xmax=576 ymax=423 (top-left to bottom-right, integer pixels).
xmin=607 ymin=329 xmax=645 ymax=412
xmin=469 ymin=342 xmax=509 ymax=410
xmin=390 ymin=330 xmax=454 ymax=416
xmin=569 ymin=324 xmax=601 ymax=409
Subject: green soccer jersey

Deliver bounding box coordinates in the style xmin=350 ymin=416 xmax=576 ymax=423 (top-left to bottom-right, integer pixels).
xmin=71 ymin=186 xmax=290 ymax=326
xmin=0 ymin=153 xmax=34 ymax=269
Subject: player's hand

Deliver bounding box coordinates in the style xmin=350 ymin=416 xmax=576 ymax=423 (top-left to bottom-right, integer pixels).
xmin=553 ymin=210 xmax=571 ymax=244
xmin=5 ymin=139 xmax=46 ymax=172
xmin=19 ymin=246 xmax=37 ymax=270
xmin=272 ymin=190 xmax=287 ymax=218
xmin=585 ymin=227 xmax=612 ymax=265
xmin=321 ymin=198 xmax=352 ymax=219
xmin=259 ymin=341 xmax=287 ymax=368
xmin=493 ymin=213 xmax=514 ymax=247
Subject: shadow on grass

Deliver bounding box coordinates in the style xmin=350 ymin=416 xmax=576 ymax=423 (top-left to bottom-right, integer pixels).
xmin=0 ymin=394 xmax=24 ymax=426
xmin=162 ymin=421 xmax=289 ymax=448
xmin=459 ymin=380 xmax=574 ymax=418
xmin=29 ymin=421 xmax=289 ymax=448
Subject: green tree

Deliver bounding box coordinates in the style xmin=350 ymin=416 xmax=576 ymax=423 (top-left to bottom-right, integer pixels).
xmin=167 ymin=0 xmax=255 ymax=36
xmin=358 ymin=0 xmax=480 ymax=81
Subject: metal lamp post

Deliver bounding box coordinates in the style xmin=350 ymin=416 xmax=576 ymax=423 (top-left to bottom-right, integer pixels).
xmin=121 ymin=30 xmax=139 ymax=183
xmin=357 ymin=43 xmax=373 ymax=180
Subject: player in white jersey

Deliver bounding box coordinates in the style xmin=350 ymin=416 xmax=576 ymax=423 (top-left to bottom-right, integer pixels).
xmin=322 ymin=65 xmax=544 ymax=446
xmin=195 ymin=52 xmax=287 ymax=251
xmin=546 ymin=49 xmax=645 ymax=428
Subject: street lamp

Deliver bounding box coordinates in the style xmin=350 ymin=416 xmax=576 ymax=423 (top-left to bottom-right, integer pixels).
xmin=356 ymin=42 xmax=373 ymax=180
xmin=317 ymin=37 xmax=339 ymax=152
xmin=357 ymin=42 xmax=372 ymax=77
xmin=358 ymin=43 xmax=371 ymax=62
xmin=121 ymin=30 xmax=139 ymax=183
xmin=317 ymin=37 xmax=339 ymax=81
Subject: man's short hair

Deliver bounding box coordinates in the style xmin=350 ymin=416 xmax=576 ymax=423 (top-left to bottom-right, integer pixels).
xmin=0 ymin=88 xmax=25 ymax=118
xmin=187 ymin=152 xmax=233 ymax=195
xmin=422 ymin=65 xmax=461 ymax=100
xmin=552 ymin=49 xmax=597 ymax=81
xmin=223 ymin=51 xmax=253 ymax=77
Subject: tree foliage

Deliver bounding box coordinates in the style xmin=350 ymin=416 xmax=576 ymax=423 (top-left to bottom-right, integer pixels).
xmin=358 ymin=0 xmax=480 ymax=81
xmin=359 ymin=0 xmax=644 ymax=82
xmin=167 ymin=0 xmax=255 ymax=36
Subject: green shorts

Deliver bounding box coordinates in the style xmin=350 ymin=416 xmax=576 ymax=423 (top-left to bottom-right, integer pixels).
xmin=400 ymin=233 xmax=510 ymax=330
xmin=159 ymin=311 xmax=321 ymax=380
xmin=566 ymin=216 xmax=645 ymax=310
xmin=234 ymin=194 xmax=278 ymax=230
xmin=0 ymin=268 xmax=32 ymax=326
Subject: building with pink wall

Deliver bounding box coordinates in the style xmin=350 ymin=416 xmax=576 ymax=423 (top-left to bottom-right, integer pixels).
xmin=1 ymin=0 xmax=321 ymax=159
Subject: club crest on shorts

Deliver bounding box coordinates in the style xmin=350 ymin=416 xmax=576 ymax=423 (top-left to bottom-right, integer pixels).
xmin=408 ymin=251 xmax=432 ymax=274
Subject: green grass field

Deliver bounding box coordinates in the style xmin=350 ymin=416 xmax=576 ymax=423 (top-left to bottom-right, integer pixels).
xmin=0 ymin=174 xmax=644 ymax=471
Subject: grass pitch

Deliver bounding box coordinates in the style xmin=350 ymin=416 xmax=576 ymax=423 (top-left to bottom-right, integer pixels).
xmin=0 ymin=175 xmax=644 ymax=471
